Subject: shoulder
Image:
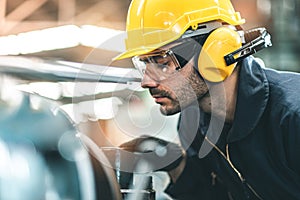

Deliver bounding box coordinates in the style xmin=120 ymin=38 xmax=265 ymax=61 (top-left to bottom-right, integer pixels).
xmin=264 ymin=68 xmax=300 ymax=112
xmin=242 ymin=57 xmax=300 ymax=125
xmin=259 ymin=67 xmax=300 ymax=136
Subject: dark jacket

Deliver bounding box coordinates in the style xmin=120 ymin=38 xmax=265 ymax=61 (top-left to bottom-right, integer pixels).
xmin=166 ymin=56 xmax=300 ymax=200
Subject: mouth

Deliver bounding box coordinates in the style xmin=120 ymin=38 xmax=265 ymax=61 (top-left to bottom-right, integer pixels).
xmin=150 ymin=88 xmax=172 ymax=104
xmin=153 ymin=96 xmax=166 ymax=103
xmin=151 ymin=94 xmax=171 ymax=104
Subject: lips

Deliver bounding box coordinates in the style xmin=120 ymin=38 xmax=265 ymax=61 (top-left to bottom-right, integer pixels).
xmin=149 ymin=89 xmax=172 ymax=103
xmin=151 ymin=95 xmax=169 ymax=104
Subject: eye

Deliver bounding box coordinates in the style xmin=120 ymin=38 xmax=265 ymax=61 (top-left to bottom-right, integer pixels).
xmin=160 ymin=60 xmax=171 ymax=66
xmin=155 ymin=56 xmax=172 ymax=65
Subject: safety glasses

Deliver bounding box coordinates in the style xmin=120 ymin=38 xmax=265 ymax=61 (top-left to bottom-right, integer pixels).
xmin=132 ymin=39 xmax=201 ymax=81
xmin=132 ymin=49 xmax=180 ymax=80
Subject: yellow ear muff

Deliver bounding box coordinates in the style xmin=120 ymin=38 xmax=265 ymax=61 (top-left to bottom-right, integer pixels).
xmin=198 ymin=27 xmax=242 ymax=82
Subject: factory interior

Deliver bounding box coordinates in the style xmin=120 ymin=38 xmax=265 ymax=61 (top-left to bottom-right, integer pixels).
xmin=0 ymin=0 xmax=299 ymax=199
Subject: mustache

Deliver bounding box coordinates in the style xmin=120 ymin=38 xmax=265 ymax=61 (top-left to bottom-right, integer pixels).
xmin=149 ymin=88 xmax=172 ymax=98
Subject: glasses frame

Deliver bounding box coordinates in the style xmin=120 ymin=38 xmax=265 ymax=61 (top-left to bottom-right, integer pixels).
xmin=132 ymin=48 xmax=183 ymax=80
xmin=132 ymin=38 xmax=204 ymax=81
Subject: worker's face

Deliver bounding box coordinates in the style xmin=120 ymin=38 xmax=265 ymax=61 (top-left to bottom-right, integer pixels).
xmin=133 ymin=41 xmax=208 ymax=115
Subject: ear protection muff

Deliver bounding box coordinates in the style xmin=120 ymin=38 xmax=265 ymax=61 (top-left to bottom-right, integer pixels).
xmin=197 ymin=27 xmax=242 ymax=82
xmin=197 ymin=27 xmax=272 ymax=82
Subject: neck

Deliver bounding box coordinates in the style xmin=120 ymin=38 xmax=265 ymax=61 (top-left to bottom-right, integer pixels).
xmin=199 ymin=67 xmax=239 ymax=123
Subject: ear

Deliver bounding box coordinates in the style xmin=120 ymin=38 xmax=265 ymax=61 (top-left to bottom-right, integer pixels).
xmin=198 ymin=27 xmax=242 ymax=82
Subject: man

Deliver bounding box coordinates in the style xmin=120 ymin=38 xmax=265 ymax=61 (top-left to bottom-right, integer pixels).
xmin=115 ymin=0 xmax=300 ymax=199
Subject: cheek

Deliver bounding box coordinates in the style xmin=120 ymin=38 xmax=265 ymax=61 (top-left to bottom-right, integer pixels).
xmin=162 ymin=79 xmax=186 ymax=98
xmin=194 ymin=81 xmax=209 ymax=97
xmin=163 ymin=79 xmax=199 ymax=104
xmin=189 ymin=70 xmax=209 ymax=97
xmin=160 ymin=67 xmax=208 ymax=104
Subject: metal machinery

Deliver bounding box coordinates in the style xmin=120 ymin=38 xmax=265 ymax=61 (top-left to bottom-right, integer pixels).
xmin=0 ymin=56 xmax=142 ymax=200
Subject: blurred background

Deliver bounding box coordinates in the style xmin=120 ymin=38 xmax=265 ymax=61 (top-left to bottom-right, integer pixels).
xmin=0 ymin=0 xmax=299 ymax=199
xmin=232 ymin=0 xmax=300 ymax=72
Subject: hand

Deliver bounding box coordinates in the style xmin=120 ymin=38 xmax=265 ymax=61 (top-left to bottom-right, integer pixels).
xmin=119 ymin=135 xmax=185 ymax=172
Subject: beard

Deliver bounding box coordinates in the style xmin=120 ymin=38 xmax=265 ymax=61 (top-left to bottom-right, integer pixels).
xmin=149 ymin=68 xmax=208 ymax=116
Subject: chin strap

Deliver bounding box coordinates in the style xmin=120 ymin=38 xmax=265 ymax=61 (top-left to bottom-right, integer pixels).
xmin=224 ymin=27 xmax=272 ymax=66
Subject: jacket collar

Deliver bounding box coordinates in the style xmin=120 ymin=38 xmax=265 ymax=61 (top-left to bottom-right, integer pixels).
xmin=227 ymin=56 xmax=270 ymax=142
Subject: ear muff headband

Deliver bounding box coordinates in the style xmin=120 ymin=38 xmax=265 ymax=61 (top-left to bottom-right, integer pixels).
xmin=198 ymin=27 xmax=242 ymax=82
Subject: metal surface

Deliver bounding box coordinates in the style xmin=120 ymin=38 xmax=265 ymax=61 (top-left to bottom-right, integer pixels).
xmin=0 ymin=56 xmax=141 ymax=83
xmin=0 ymin=93 xmax=122 ymax=200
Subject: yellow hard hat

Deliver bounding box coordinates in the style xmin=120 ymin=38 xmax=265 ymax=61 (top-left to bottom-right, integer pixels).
xmin=114 ymin=0 xmax=245 ymax=60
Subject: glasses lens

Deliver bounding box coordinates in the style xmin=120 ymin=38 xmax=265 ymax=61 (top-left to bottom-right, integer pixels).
xmin=132 ymin=51 xmax=180 ymax=80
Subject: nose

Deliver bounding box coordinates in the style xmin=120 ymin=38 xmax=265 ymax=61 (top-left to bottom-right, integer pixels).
xmin=141 ymin=73 xmax=159 ymax=88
